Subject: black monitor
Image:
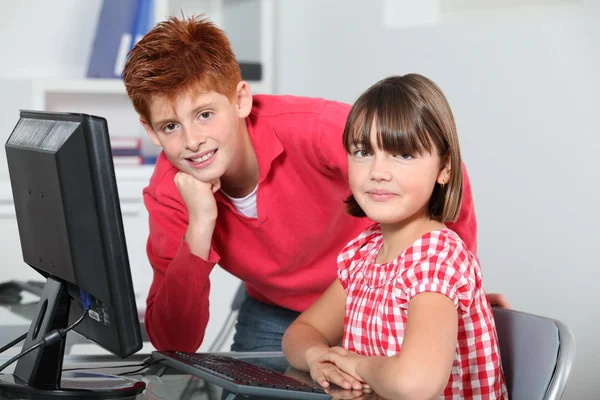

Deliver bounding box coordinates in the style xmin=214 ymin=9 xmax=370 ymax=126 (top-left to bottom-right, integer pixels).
xmin=0 ymin=111 xmax=146 ymax=398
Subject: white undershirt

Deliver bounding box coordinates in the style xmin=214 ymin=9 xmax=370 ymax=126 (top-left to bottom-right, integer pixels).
xmin=222 ymin=185 xmax=258 ymax=218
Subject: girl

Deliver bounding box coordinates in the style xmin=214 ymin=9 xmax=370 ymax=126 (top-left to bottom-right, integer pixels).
xmin=282 ymin=74 xmax=507 ymax=399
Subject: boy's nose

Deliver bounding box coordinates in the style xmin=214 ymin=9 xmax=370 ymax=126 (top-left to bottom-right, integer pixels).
xmin=183 ymin=128 xmax=205 ymax=151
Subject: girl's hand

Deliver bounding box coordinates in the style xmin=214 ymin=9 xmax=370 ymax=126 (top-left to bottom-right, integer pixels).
xmin=318 ymin=347 xmax=369 ymax=385
xmin=309 ymin=360 xmax=364 ymax=391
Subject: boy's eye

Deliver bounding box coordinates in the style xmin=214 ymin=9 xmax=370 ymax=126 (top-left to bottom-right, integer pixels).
xmin=353 ymin=149 xmax=370 ymax=158
xmin=395 ymin=154 xmax=413 ymax=160
xmin=163 ymin=123 xmax=178 ymax=133
xmin=199 ymin=111 xmax=211 ymax=120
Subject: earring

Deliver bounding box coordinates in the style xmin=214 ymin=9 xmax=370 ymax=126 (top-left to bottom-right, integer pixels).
xmin=440 ymin=181 xmax=446 ymax=188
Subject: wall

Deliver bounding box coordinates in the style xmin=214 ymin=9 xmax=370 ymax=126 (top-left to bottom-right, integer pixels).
xmin=275 ymin=0 xmax=599 ymax=398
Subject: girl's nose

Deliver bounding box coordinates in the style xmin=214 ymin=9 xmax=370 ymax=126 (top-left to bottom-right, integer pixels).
xmin=369 ymin=156 xmax=392 ymax=181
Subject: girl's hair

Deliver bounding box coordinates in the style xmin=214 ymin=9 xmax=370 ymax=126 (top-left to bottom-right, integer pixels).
xmin=122 ymin=15 xmax=242 ymax=123
xmin=342 ymin=74 xmax=463 ymax=223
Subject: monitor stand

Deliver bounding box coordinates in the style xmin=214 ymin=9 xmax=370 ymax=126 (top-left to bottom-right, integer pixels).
xmin=0 ymin=277 xmax=145 ymax=398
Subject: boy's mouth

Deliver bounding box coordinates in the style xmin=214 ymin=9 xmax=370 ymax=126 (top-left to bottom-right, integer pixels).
xmin=186 ymin=150 xmax=217 ymax=164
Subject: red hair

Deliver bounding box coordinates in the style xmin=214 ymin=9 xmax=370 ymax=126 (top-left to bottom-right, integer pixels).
xmin=122 ymin=15 xmax=241 ymax=122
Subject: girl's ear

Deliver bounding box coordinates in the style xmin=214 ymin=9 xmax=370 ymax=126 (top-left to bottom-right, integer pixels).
xmin=437 ymin=156 xmax=451 ymax=185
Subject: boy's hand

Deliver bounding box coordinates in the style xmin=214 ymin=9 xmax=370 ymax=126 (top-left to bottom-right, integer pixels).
xmin=175 ymin=171 xmax=220 ymax=259
xmin=174 ymin=171 xmax=220 ymax=222
xmin=487 ymin=293 xmax=511 ymax=308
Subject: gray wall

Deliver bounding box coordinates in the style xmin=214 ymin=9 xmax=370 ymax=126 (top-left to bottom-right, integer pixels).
xmin=274 ymin=1 xmax=598 ymax=398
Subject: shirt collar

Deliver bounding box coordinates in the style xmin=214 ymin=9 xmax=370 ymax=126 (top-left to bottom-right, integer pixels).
xmin=246 ymin=111 xmax=284 ymax=184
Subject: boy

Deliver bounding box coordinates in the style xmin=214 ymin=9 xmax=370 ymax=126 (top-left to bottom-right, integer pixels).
xmin=122 ymin=15 xmax=496 ymax=353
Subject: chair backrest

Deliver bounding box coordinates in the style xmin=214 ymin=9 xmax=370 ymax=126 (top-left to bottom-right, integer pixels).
xmin=492 ymin=307 xmax=575 ymax=400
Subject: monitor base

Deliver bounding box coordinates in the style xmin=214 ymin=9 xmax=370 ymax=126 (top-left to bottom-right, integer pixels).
xmin=0 ymin=371 xmax=145 ymax=399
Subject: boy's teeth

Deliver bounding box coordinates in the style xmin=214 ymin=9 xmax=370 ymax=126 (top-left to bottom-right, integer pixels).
xmin=191 ymin=151 xmax=214 ymax=163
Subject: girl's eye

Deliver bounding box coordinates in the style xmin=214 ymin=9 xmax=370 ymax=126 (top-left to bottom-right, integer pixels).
xmin=163 ymin=123 xmax=178 ymax=133
xmin=199 ymin=111 xmax=211 ymax=120
xmin=353 ymin=149 xmax=370 ymax=158
xmin=395 ymin=154 xmax=413 ymax=160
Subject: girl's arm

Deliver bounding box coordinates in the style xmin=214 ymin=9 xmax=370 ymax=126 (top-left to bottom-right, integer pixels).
xmin=356 ymin=292 xmax=458 ymax=400
xmin=282 ymin=279 xmax=346 ymax=371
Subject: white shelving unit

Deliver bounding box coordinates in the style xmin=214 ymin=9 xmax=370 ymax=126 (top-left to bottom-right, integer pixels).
xmin=0 ymin=0 xmax=274 ymax=352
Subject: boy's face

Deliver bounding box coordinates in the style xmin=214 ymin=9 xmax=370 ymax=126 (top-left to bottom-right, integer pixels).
xmin=141 ymin=82 xmax=252 ymax=184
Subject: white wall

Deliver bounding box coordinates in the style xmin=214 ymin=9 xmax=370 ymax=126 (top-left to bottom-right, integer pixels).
xmin=275 ymin=0 xmax=599 ymax=398
xmin=0 ymin=0 xmax=102 ymax=77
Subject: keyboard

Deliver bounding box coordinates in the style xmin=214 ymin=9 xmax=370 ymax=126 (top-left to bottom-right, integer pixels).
xmin=152 ymin=351 xmax=330 ymax=399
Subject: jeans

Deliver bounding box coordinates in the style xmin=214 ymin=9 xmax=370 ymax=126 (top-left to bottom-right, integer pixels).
xmin=231 ymin=290 xmax=301 ymax=372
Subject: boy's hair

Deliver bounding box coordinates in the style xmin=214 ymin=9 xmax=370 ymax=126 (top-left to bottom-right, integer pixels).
xmin=122 ymin=15 xmax=242 ymax=123
xmin=343 ymin=74 xmax=463 ymax=223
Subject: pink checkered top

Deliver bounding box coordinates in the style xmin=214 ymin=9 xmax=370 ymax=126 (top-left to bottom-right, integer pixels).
xmin=338 ymin=225 xmax=508 ymax=399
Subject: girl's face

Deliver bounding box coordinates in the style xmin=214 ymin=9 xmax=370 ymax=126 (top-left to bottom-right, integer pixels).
xmin=348 ymin=126 xmax=449 ymax=226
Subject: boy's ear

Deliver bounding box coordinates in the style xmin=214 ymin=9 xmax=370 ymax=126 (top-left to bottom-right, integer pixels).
xmin=235 ymin=81 xmax=253 ymax=119
xmin=140 ymin=118 xmax=162 ymax=146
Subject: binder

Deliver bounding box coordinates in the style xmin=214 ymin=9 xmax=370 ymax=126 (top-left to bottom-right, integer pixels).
xmin=87 ymin=0 xmax=154 ymax=79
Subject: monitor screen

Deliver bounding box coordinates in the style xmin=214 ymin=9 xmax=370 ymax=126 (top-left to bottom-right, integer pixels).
xmin=0 ymin=110 xmax=145 ymax=398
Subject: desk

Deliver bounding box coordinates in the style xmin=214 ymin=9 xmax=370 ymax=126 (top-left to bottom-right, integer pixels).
xmin=0 ymin=291 xmax=380 ymax=400
xmin=0 ymin=352 xmax=383 ymax=400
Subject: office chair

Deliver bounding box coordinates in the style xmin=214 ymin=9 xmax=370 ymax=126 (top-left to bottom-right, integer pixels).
xmin=493 ymin=307 xmax=575 ymax=400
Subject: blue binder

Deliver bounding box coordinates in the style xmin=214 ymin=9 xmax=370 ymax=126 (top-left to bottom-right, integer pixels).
xmin=87 ymin=0 xmax=154 ymax=79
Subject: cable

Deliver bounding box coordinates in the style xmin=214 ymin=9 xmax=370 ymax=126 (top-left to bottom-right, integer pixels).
xmin=117 ymin=363 xmax=156 ymax=376
xmin=0 ymin=332 xmax=27 ymax=355
xmin=0 ymin=311 xmax=87 ymax=373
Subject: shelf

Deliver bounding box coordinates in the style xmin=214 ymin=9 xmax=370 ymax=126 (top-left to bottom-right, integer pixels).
xmin=32 ymin=78 xmax=271 ymax=96
xmin=33 ymin=78 xmax=127 ymax=95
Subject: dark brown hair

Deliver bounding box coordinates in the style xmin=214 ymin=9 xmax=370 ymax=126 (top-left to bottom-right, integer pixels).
xmin=122 ymin=15 xmax=242 ymax=123
xmin=343 ymin=74 xmax=463 ymax=222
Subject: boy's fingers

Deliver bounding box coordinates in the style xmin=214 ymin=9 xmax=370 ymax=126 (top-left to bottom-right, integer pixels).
xmin=210 ymin=178 xmax=221 ymax=193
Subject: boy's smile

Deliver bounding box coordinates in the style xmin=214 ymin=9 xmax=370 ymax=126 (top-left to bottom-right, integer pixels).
xmin=186 ymin=149 xmax=218 ymax=169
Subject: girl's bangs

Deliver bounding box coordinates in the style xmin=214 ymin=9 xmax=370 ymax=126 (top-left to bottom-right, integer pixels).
xmin=344 ymin=92 xmax=433 ymax=156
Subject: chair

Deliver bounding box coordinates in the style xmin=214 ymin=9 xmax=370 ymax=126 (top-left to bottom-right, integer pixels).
xmin=492 ymin=307 xmax=575 ymax=400
xmin=207 ymin=282 xmax=246 ymax=352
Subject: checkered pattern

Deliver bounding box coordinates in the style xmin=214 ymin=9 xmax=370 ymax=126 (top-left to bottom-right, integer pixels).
xmin=337 ymin=225 xmax=508 ymax=399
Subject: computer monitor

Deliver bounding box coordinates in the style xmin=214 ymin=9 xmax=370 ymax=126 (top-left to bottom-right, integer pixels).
xmin=0 ymin=111 xmax=146 ymax=398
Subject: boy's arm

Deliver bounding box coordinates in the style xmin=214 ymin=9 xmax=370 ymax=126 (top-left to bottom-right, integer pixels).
xmin=282 ymin=280 xmax=346 ymax=371
xmin=143 ymin=180 xmax=219 ymax=352
xmin=447 ymin=164 xmax=478 ymax=254
xmin=355 ymin=293 xmax=458 ymax=399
